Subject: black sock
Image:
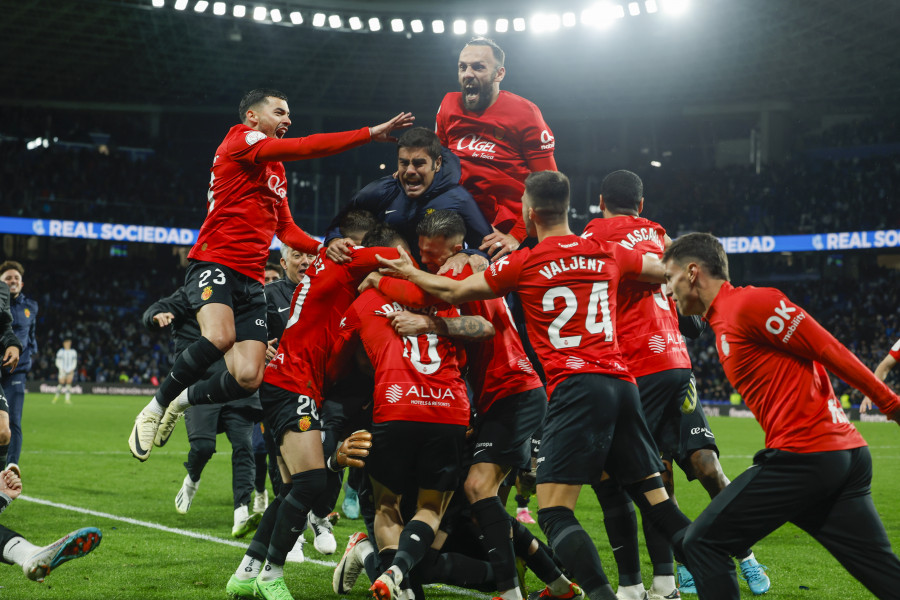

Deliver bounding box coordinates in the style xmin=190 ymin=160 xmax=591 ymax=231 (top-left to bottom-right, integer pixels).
xmin=538 ymin=506 xmax=615 ymax=600
xmin=515 ymin=493 xmax=528 ymax=509
xmin=157 ymin=337 xmax=223 ymax=405
xmin=625 ymin=476 xmax=691 ymax=565
xmin=364 ymin=549 xmax=381 ymax=583
xmin=312 ymin=470 xmax=343 ymax=519
xmin=0 ymin=444 xmax=8 ymax=470
xmin=188 ymin=368 xmax=254 ymax=406
xmin=266 ymin=469 xmax=326 ymax=565
xmin=594 ymin=479 xmax=642 ymax=587
xmin=393 ymin=520 xmax=435 ymax=580
xmin=643 ymin=517 xmax=675 ymax=576
xmin=247 ymin=489 xmax=286 ymax=561
xmin=512 ymin=519 xmax=561 ymax=584
xmin=420 ymin=548 xmax=496 ymax=591
xmin=253 ymin=453 xmax=267 ymax=493
xmin=379 ymin=548 xmax=398 ymax=573
xmin=471 ymin=497 xmax=518 ymax=591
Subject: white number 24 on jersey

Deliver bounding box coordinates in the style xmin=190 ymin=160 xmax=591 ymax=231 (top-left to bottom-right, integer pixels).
xmin=542 ymin=282 xmax=612 ymax=349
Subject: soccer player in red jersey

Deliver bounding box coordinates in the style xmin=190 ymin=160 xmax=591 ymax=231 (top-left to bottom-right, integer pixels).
xmin=127 ymin=89 xmax=414 ymax=462
xmin=436 ymin=38 xmax=557 ymax=260
xmin=329 ymin=276 xmax=493 ymax=600
xmin=584 ymin=171 xmax=768 ymax=598
xmin=225 ymin=224 xmax=407 ymax=600
xmin=378 ymin=171 xmax=694 ymax=600
xmin=662 ymin=232 xmax=900 ymax=600
xmin=366 ymin=210 xmax=580 ymax=600
xmin=860 ymin=338 xmax=900 ymax=413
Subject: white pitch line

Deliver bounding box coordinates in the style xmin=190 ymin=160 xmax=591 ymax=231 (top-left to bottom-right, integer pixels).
xmin=18 ymin=495 xmax=484 ymax=597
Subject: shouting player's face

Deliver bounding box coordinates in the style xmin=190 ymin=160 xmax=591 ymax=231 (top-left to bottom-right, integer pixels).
xmin=398 ymin=147 xmax=441 ymax=199
xmin=664 ymin=258 xmax=702 ymax=316
xmin=251 ymin=97 xmax=291 ymax=138
xmin=458 ymin=45 xmax=505 ymax=112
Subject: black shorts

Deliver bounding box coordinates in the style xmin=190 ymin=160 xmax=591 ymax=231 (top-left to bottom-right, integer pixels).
xmin=537 ymin=373 xmax=664 ymax=486
xmin=471 ymin=387 xmax=547 ymax=470
xmin=184 ymin=400 xmax=261 ymax=442
xmin=184 ymin=260 xmax=268 ymax=343
xmin=259 ymin=381 xmax=323 ymax=446
xmin=666 ymin=400 xmax=719 ymax=480
xmin=368 ymin=421 xmax=466 ymax=494
xmin=0 ymin=384 xmax=7 ymax=413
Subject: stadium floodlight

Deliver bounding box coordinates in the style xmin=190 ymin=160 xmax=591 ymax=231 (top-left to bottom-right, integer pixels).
xmin=391 ymin=18 xmax=404 ymax=32
xmin=289 ymin=11 xmax=302 ymax=24
xmin=194 ymin=1 xmax=208 ymax=13
xmin=650 ymin=161 xmax=662 ymax=167
xmin=213 ymin=1 xmax=226 ymax=15
xmin=513 ymin=17 xmax=526 ymax=31
xmin=453 ymin=19 xmax=466 ymax=34
xmin=581 ymin=2 xmax=617 ymax=29
xmin=253 ymin=6 xmax=266 ymax=20
xmin=530 ymin=13 xmax=561 ymax=33
xmin=432 ymin=19 xmax=445 ymax=33
xmin=495 ymin=18 xmax=508 ymax=32
xmin=661 ymin=0 xmax=689 ymax=15
xmin=174 ymin=0 xmax=188 ymax=10
xmin=473 ymin=19 xmax=488 ymax=34
xmin=329 ymin=14 xmax=341 ymax=28
xmin=312 ymin=12 xmax=326 ymax=26
xmin=369 ymin=17 xmax=382 ymax=31
xmin=645 ymin=0 xmax=659 ymax=13
xmin=270 ymin=8 xmax=282 ymax=22
xmin=349 ymin=16 xmax=362 ymax=30
xmin=628 ymin=2 xmax=640 ymax=16
xmin=152 ymin=0 xmax=164 ymax=7
xmin=233 ymin=4 xmax=246 ymax=17
xmin=562 ymin=12 xmax=576 ymax=27
xmin=411 ymin=19 xmax=424 ymax=33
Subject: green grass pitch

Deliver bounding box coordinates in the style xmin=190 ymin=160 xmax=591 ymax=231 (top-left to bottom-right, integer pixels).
xmin=2 ymin=393 xmax=898 ymax=599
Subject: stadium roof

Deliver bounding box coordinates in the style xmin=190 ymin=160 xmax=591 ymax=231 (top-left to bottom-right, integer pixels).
xmin=3 ymin=0 xmax=900 ymax=120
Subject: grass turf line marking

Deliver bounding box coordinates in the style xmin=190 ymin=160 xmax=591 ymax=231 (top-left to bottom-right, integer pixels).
xmin=18 ymin=495 xmax=484 ymax=597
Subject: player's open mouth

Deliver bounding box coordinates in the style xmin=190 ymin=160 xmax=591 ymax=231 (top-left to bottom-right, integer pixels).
xmin=465 ymin=85 xmax=479 ymax=102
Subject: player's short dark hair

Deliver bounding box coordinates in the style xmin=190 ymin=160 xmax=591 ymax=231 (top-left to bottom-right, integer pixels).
xmin=340 ymin=210 xmax=377 ymax=240
xmin=238 ymin=89 xmax=288 ymax=123
xmin=416 ymin=210 xmax=466 ymax=242
xmin=265 ymin=262 xmax=283 ymax=277
xmin=362 ymin=223 xmax=403 ymax=248
xmin=525 ymin=171 xmax=570 ymax=221
xmin=398 ymin=127 xmax=442 ymax=162
xmin=465 ymin=37 xmax=505 ymax=67
xmin=601 ymin=170 xmax=643 ymax=214
xmin=0 ymin=260 xmax=24 ymax=277
xmin=662 ymin=232 xmax=730 ymax=281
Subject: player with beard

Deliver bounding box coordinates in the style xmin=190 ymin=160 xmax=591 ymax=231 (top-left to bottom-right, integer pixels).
xmin=225 ymin=225 xmax=408 ymax=600
xmin=377 ymin=171 xmax=695 ymax=600
xmin=582 ymin=171 xmax=769 ymax=599
xmin=436 ymin=38 xmax=556 ymax=261
xmin=662 ymin=233 xmax=900 ymax=600
xmin=128 ymin=89 xmax=413 ymax=462
xmin=364 ymin=210 xmax=580 ymax=600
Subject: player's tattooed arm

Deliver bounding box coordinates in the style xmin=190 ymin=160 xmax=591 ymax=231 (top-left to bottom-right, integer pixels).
xmin=435 ymin=315 xmax=495 ymax=341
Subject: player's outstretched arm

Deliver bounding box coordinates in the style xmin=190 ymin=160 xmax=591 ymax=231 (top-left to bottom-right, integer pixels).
xmin=861 ymin=353 xmax=898 ymax=412
xmin=369 ymin=112 xmax=415 ymax=142
xmin=377 ymin=247 xmax=498 ymax=305
xmin=386 ymin=311 xmax=494 ymax=341
xmin=636 ymin=253 xmax=666 ymax=283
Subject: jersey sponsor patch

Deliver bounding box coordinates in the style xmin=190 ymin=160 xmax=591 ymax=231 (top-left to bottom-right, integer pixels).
xmin=245 ymin=130 xmax=266 ymax=145
xmin=648 ymin=334 xmax=666 ymax=354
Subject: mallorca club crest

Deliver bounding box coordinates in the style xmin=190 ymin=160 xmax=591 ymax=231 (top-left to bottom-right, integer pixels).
xmin=24 ymin=308 xmax=31 ymax=318
xmin=201 ymin=286 xmax=213 ymax=301
xmin=298 ymin=416 xmax=312 ymax=432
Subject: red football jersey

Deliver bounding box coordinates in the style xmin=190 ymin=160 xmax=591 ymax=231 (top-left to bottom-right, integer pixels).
xmin=706 ymin=282 xmax=900 ymax=452
xmin=263 ymin=246 xmax=400 ymax=404
xmin=377 ymin=265 xmax=544 ymax=413
xmin=483 ymin=234 xmax=643 ymax=396
xmin=890 ymin=339 xmax=900 ymax=361
xmin=189 ymin=124 xmax=368 ymax=282
xmin=582 ymin=216 xmax=691 ymax=377
xmin=436 ymin=91 xmax=555 ymax=240
xmin=332 ymin=289 xmax=470 ymax=426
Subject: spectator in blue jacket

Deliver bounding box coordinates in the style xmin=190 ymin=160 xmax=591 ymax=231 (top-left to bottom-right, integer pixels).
xmin=324 ymin=127 xmax=492 ymax=268
xmin=0 ymin=261 xmax=37 ymax=471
